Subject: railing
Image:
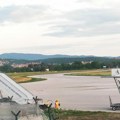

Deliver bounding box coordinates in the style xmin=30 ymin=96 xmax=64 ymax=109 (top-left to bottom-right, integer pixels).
xmin=0 ymin=73 xmax=33 ymax=104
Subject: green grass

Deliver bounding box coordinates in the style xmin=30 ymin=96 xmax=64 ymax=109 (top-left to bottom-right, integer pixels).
xmin=6 ymin=71 xmax=50 ymax=83
xmin=55 ymin=109 xmax=120 ymax=120
xmin=45 ymin=108 xmax=119 ymax=120
xmin=19 ymin=77 xmax=47 ymax=83
xmin=65 ymin=69 xmax=111 ymax=76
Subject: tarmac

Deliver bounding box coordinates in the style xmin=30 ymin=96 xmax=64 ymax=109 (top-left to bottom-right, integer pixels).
xmin=21 ymin=73 xmax=120 ymax=111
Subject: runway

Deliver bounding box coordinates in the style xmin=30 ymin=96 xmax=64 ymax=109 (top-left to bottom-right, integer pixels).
xmin=21 ymin=73 xmax=120 ymax=111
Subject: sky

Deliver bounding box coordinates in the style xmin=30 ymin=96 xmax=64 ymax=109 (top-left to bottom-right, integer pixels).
xmin=0 ymin=0 xmax=120 ymax=56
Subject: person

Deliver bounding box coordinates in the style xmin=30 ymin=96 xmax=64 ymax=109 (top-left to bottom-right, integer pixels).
xmin=55 ymin=100 xmax=60 ymax=109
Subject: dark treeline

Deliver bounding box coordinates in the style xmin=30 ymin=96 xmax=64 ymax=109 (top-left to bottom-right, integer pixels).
xmin=48 ymin=61 xmax=105 ymax=71
xmin=0 ymin=63 xmax=47 ymax=72
xmin=0 ymin=60 xmax=120 ymax=73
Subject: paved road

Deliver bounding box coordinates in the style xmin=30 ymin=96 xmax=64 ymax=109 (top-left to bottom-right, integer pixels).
xmin=21 ymin=74 xmax=120 ymax=111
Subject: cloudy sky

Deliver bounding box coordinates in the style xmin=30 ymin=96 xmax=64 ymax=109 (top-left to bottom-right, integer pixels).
xmin=0 ymin=0 xmax=120 ymax=56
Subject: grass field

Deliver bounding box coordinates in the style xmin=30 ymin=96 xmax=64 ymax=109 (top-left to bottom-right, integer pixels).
xmin=65 ymin=69 xmax=111 ymax=76
xmin=7 ymin=71 xmax=49 ymax=83
xmin=55 ymin=110 xmax=120 ymax=120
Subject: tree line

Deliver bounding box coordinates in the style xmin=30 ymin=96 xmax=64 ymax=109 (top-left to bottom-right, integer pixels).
xmin=0 ymin=60 xmax=120 ymax=73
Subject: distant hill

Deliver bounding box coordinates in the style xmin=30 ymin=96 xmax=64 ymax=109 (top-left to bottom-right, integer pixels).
xmin=0 ymin=53 xmax=95 ymax=60
xmin=41 ymin=56 xmax=114 ymax=64
xmin=0 ymin=53 xmax=117 ymax=64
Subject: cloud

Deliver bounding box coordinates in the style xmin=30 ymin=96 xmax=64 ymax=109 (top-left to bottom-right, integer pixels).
xmin=0 ymin=5 xmax=49 ymax=23
xmin=43 ymin=8 xmax=120 ymax=37
xmin=1 ymin=4 xmax=120 ymax=39
xmin=77 ymin=0 xmax=93 ymax=3
xmin=66 ymin=9 xmax=120 ymax=25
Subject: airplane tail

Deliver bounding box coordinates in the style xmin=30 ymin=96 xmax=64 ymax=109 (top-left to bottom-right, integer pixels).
xmin=109 ymin=96 xmax=112 ymax=107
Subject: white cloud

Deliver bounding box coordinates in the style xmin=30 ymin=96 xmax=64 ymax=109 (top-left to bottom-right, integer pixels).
xmin=43 ymin=8 xmax=120 ymax=37
xmin=0 ymin=5 xmax=50 ymax=23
